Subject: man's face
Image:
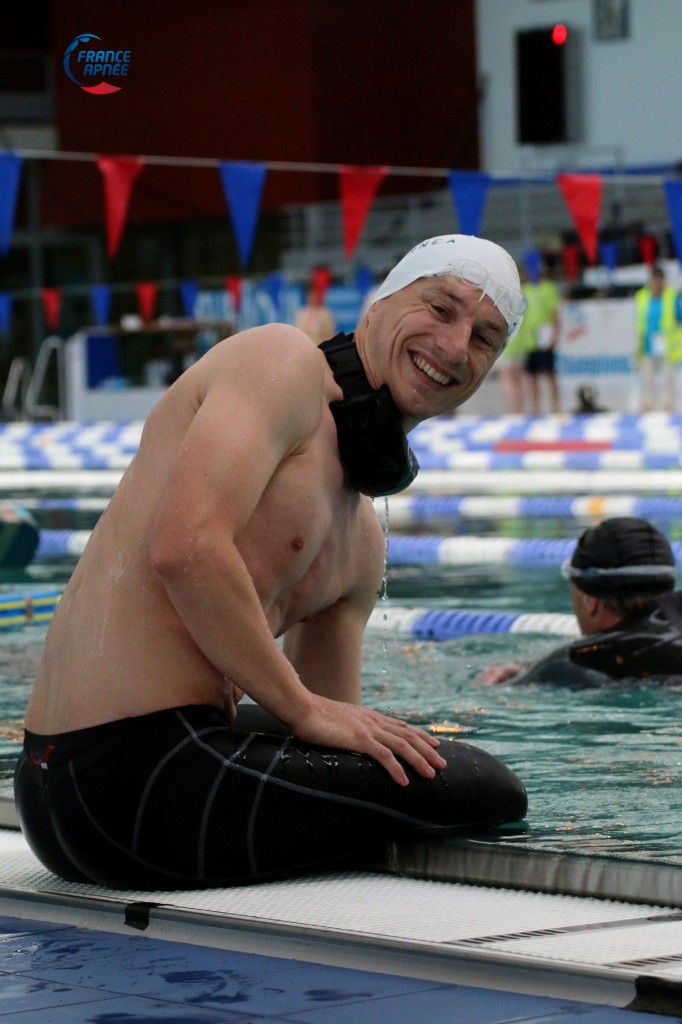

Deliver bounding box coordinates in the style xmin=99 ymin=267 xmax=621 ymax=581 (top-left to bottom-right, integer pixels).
xmin=361 ymin=276 xmax=508 ymax=427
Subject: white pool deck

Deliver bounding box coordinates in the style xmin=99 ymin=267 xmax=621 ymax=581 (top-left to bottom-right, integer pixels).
xmin=0 ymin=791 xmax=680 ymax=1017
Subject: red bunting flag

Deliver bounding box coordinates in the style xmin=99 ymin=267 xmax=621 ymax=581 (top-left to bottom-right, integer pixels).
xmin=561 ymin=243 xmax=581 ymax=283
xmin=339 ymin=165 xmax=388 ymax=261
xmin=556 ymin=173 xmax=602 ymax=264
xmin=637 ymin=234 xmax=658 ymax=265
xmin=225 ymin=275 xmax=243 ymax=313
xmin=41 ymin=287 xmax=62 ymax=332
xmin=96 ymin=155 xmax=145 ymax=259
xmin=135 ymin=281 xmax=158 ymax=322
xmin=311 ymin=267 xmax=332 ymax=302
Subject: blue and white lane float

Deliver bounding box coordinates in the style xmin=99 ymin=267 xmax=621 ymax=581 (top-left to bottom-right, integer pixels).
xmin=16 ymin=497 xmax=110 ymax=513
xmin=410 ymin=451 xmax=682 ymax=471
xmin=0 ymin=590 xmax=61 ymax=629
xmin=0 ymin=587 xmax=578 ymax=639
xmin=0 ymin=422 xmax=142 ymax=471
xmin=17 ymin=494 xmax=682 ymax=525
xmin=381 ymin=534 xmax=682 ymax=567
xmin=403 ymin=469 xmax=682 ymax=493
xmin=5 ymin=413 xmax=682 ymax=470
xmin=35 ymin=530 xmax=92 ymax=560
xmin=409 ymin=411 xmax=682 ymax=448
xmin=383 ymin=494 xmax=682 ymax=527
xmin=0 ymin=472 xmax=123 ymax=492
xmin=14 ymin=495 xmax=682 ymax=527
xmin=366 ymin=606 xmax=578 ymax=640
xmin=32 ymin=530 xmax=682 ymax=568
xmin=7 ymin=413 xmax=682 ymax=454
xmin=5 ymin=468 xmax=682 ymax=496
xmin=4 ymin=447 xmax=682 ymax=471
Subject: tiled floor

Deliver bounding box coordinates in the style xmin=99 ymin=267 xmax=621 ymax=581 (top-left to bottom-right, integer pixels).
xmin=0 ymin=914 xmax=679 ymax=1023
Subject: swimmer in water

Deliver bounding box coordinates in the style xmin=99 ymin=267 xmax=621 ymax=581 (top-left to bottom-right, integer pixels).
xmin=478 ymin=517 xmax=681 ymax=687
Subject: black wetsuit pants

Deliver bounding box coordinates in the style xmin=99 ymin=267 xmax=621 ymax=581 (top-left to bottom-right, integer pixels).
xmin=14 ymin=704 xmax=527 ymax=890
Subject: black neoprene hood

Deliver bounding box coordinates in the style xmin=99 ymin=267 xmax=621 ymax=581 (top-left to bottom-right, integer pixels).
xmin=319 ymin=333 xmax=419 ymax=498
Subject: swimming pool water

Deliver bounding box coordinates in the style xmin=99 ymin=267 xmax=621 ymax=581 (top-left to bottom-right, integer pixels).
xmin=366 ymin=627 xmax=682 ymax=861
xmin=0 ymin=544 xmax=680 ymax=863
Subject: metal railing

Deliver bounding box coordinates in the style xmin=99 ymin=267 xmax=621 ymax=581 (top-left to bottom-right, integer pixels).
xmin=2 ymin=357 xmax=31 ymax=420
xmin=2 ymin=336 xmax=65 ymax=422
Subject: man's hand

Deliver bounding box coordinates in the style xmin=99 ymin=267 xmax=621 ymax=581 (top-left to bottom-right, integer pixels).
xmin=475 ymin=662 xmax=524 ymax=686
xmin=292 ymin=694 xmax=446 ymax=787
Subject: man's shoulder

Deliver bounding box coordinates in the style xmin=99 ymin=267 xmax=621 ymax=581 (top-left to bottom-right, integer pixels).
xmin=218 ymin=322 xmax=320 ymax=353
xmin=206 ymin=324 xmax=325 ymax=379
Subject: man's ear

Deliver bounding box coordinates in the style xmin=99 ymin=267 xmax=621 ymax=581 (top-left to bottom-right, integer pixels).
xmin=578 ymin=591 xmax=601 ymax=622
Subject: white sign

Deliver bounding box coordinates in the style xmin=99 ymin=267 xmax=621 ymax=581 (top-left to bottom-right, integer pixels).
xmin=557 ymin=298 xmax=638 ymax=412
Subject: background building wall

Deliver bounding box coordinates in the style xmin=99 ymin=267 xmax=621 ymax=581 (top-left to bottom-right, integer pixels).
xmin=476 ymin=0 xmax=682 ymax=173
xmin=44 ymin=0 xmax=479 ymax=229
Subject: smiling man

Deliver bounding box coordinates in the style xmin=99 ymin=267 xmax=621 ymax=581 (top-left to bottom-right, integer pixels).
xmin=360 ymin=236 xmax=524 ymax=424
xmin=16 ymin=235 xmax=528 ymax=890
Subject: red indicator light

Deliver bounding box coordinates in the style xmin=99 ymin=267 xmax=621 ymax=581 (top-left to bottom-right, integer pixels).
xmin=552 ymin=24 xmax=568 ymax=45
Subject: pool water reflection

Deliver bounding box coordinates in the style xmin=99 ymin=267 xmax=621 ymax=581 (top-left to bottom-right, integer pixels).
xmin=0 ymin=558 xmax=680 ymax=863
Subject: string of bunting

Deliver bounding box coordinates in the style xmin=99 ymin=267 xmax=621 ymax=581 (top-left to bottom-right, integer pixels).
xmin=2 ymin=148 xmax=682 ymax=335
xmin=0 ymin=268 xmax=374 ymax=337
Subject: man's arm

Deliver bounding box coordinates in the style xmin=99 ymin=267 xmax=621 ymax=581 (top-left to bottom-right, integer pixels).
xmin=284 ymin=599 xmax=369 ymax=706
xmin=283 ymin=523 xmax=444 ymax=784
xmin=475 ymin=662 xmax=526 ymax=685
xmin=284 ymin=496 xmax=385 ymax=704
xmin=150 ymin=327 xmax=443 ymax=784
xmin=285 ymin=597 xmax=443 ymax=783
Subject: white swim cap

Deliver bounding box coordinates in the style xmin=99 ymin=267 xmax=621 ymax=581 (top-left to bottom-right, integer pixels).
xmin=370 ymin=235 xmax=526 ymax=338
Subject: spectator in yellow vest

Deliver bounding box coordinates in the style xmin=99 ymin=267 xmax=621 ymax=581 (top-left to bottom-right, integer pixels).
xmin=522 ymin=264 xmax=562 ymax=415
xmin=496 ymin=269 xmax=534 ymax=414
xmin=635 ymin=265 xmax=682 ymax=412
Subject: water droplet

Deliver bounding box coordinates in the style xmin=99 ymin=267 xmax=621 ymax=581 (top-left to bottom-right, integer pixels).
xmin=381 ymin=497 xmax=390 ymax=674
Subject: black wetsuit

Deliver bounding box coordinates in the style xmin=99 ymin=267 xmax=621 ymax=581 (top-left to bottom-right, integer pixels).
xmin=15 ymin=704 xmax=527 ymax=890
xmin=514 ymin=591 xmax=682 ymax=687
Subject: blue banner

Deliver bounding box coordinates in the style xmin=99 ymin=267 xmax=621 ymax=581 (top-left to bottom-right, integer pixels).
xmin=0 ymin=153 xmax=23 ymax=257
xmin=219 ymin=161 xmax=267 ymax=268
xmin=90 ymin=284 xmax=112 ymax=327
xmin=523 ymin=248 xmax=542 ymax=283
xmin=599 ymin=240 xmax=619 ymax=272
xmin=180 ymin=279 xmax=199 ymax=319
xmin=447 ymin=171 xmax=491 ymax=236
xmin=0 ymin=292 xmax=12 ymax=335
xmin=355 ymin=265 xmax=374 ymax=297
xmin=198 ymin=282 xmax=364 ymax=336
xmin=264 ymin=272 xmax=284 ymax=317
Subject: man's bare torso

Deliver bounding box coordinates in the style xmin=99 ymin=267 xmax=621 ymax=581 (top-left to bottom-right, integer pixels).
xmin=26 ymin=333 xmax=384 ymax=734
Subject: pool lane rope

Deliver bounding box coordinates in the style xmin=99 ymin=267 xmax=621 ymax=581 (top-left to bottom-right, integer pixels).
xmin=384 ymin=494 xmax=682 ymax=527
xmin=16 ymin=494 xmax=682 ymax=525
xmin=366 ymin=606 xmax=579 ymax=640
xmin=34 ymin=530 xmax=682 ymax=568
xmin=0 ymin=587 xmax=578 ymax=639
xmin=0 ymin=591 xmax=61 ymax=629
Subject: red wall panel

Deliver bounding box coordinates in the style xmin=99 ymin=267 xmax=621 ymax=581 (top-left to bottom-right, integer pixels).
xmin=43 ymin=0 xmax=477 ymax=228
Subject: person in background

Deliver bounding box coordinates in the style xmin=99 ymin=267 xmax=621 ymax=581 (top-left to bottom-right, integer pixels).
xmin=477 ymin=518 xmax=681 ymax=688
xmin=634 ymin=265 xmax=682 ymax=412
xmin=573 ymin=383 xmax=607 ymax=415
xmin=295 ymin=283 xmax=337 ymax=345
xmin=496 ymin=270 xmax=532 ymax=414
xmin=16 ymin=234 xmax=528 ymax=890
xmin=522 ymin=262 xmax=562 ymax=415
